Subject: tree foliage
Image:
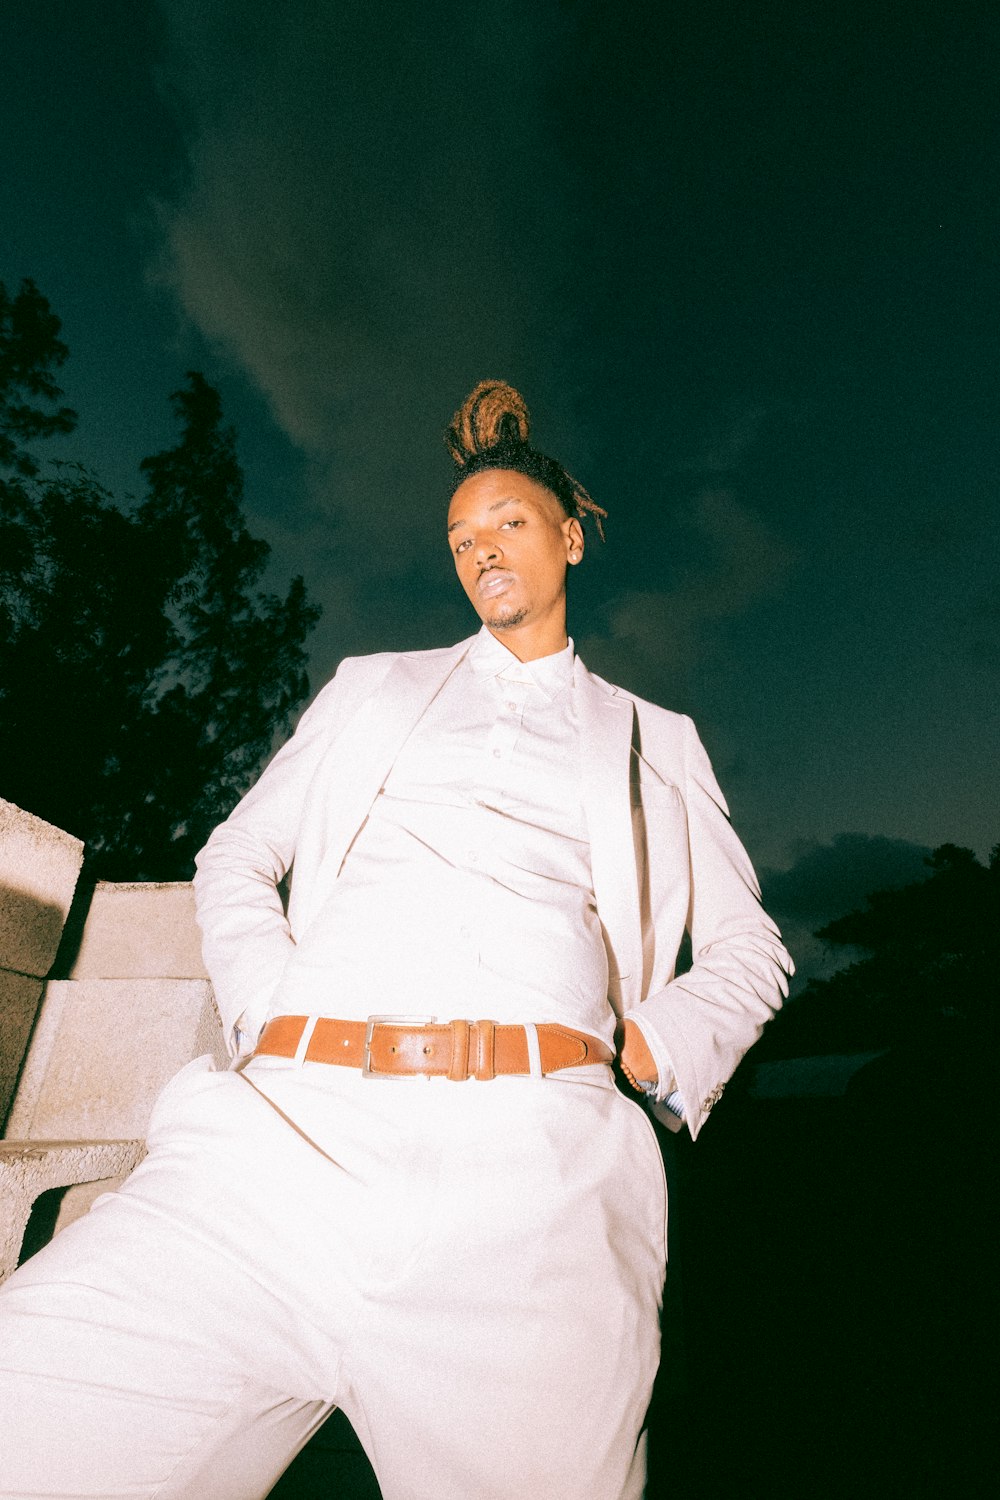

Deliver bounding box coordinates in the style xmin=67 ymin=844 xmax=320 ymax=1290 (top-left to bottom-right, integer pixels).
xmin=0 ymin=279 xmax=77 ymax=476
xmin=0 ymin=278 xmax=320 ymax=879
xmin=757 ymin=842 xmax=1000 ymax=1058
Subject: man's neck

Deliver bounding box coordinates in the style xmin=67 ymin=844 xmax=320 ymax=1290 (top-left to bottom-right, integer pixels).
xmin=485 ymin=624 xmax=569 ymax=663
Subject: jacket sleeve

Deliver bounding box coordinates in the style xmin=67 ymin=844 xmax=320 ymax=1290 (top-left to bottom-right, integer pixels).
xmin=625 ymin=715 xmax=793 ymax=1139
xmin=193 ymin=667 xmax=353 ymax=1057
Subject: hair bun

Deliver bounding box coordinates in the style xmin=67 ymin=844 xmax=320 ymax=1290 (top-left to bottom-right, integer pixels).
xmin=445 ymin=380 xmax=530 ymax=467
xmin=444 ymin=378 xmax=609 ymax=541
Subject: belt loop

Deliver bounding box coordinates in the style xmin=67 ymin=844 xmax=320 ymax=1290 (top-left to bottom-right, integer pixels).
xmin=474 ymin=1019 xmax=496 ymax=1081
xmin=448 ymin=1018 xmax=471 ymax=1081
xmin=292 ymin=1015 xmax=319 ymax=1067
xmin=523 ymin=1022 xmax=543 ymax=1079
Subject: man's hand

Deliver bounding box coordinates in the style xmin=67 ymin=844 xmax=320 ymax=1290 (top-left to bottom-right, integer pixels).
xmin=620 ymin=1019 xmax=660 ymax=1092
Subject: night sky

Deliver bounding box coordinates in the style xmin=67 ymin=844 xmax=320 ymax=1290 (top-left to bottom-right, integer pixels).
xmin=4 ymin=1 xmax=998 ymax=976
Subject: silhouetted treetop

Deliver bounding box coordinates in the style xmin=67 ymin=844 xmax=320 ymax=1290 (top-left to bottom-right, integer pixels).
xmin=0 ymin=279 xmax=320 ymax=880
xmin=0 ymin=278 xmax=77 ymax=477
xmin=755 ymin=842 xmax=999 ymax=1059
xmin=818 ymin=842 xmax=994 ymax=957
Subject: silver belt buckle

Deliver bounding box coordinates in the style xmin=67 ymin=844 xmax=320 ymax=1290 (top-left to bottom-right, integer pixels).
xmin=362 ymin=1014 xmax=438 ymax=1079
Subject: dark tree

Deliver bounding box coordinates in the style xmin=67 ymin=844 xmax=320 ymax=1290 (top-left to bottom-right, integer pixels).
xmin=0 ymin=278 xmax=77 ymax=476
xmin=756 ymin=841 xmax=1000 ymax=1059
xmin=0 ymin=280 xmax=320 ymax=879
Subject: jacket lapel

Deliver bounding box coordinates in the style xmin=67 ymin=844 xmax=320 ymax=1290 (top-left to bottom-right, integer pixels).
xmin=575 ymin=661 xmax=642 ymax=1003
xmin=308 ymin=639 xmax=473 ymax=897
xmin=360 ymin=642 xmax=474 ymax=786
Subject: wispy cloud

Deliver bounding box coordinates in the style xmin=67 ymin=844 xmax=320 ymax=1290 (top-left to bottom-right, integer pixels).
xmin=579 ymin=486 xmax=797 ymax=696
xmin=675 ymin=404 xmax=773 ymax=474
xmin=761 ymin=832 xmax=932 ymax=925
xmin=151 ymin=7 xmax=801 ymax=689
xmin=759 ymin=832 xmax=932 ymax=989
xmin=153 ymin=2 xmax=573 ymax=554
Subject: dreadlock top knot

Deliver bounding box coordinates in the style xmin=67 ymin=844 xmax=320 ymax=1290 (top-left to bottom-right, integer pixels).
xmin=445 ymin=380 xmax=531 ymax=467
xmin=445 ymin=379 xmax=608 ymax=541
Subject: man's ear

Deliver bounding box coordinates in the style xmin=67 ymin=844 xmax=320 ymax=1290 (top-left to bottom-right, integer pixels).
xmin=566 ymin=517 xmax=585 ymax=563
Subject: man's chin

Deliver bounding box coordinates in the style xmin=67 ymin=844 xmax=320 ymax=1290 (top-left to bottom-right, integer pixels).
xmin=484 ymin=607 xmax=528 ymax=631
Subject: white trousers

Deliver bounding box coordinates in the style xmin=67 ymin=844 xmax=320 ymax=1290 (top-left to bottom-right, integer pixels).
xmin=0 ymin=1052 xmax=667 ymax=1499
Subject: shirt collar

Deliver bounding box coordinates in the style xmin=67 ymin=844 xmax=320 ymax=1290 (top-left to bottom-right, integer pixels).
xmin=467 ymin=625 xmax=575 ymax=702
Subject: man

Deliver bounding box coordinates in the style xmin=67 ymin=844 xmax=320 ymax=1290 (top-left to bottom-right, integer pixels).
xmin=0 ymin=382 xmax=791 ymax=1499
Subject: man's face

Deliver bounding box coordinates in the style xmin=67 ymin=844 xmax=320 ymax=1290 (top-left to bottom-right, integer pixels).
xmin=446 ymin=468 xmax=584 ymax=660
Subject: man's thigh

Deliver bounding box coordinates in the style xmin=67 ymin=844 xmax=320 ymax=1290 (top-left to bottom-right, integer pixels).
xmin=0 ymin=1058 xmax=348 ymax=1497
xmin=349 ymin=1074 xmax=667 ymax=1500
xmin=0 ymin=1321 xmax=330 ymax=1500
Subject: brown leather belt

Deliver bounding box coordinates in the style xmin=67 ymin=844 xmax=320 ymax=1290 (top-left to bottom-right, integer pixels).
xmin=254 ymin=1014 xmax=614 ymax=1081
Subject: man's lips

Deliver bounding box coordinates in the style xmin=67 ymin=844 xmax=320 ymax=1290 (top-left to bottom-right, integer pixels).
xmin=476 ymin=568 xmax=514 ymax=598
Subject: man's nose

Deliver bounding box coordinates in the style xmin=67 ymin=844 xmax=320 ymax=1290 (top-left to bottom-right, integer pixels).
xmin=474 ymin=534 xmax=501 ymax=565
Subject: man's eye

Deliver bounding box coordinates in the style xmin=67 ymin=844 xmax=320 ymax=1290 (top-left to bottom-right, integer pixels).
xmin=501 ymin=518 xmax=524 ymax=530
xmin=455 ymin=538 xmax=471 ymax=553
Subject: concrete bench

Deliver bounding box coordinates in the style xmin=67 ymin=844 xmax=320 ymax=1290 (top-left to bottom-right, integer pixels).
xmin=1 ymin=803 xmax=225 ymax=1280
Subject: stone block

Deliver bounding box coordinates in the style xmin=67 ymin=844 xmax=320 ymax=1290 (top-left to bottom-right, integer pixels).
xmin=0 ymin=969 xmax=45 ymax=1130
xmin=8 ymin=978 xmax=226 ymax=1140
xmin=0 ymin=1139 xmax=144 ymax=1280
xmin=52 ymin=1173 xmax=134 ymax=1236
xmin=0 ymin=799 xmax=84 ymax=977
xmin=68 ymin=881 xmax=208 ymax=979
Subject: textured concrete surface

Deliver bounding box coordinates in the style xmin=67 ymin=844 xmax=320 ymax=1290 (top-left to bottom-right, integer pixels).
xmin=0 ymin=798 xmax=84 ymax=978
xmin=0 ymin=1139 xmax=144 ymax=1280
xmin=8 ymin=978 xmax=226 ymax=1140
xmin=69 ymin=882 xmax=208 ymax=979
xmin=0 ymin=810 xmax=225 ymax=1279
xmin=0 ymin=970 xmax=45 ymax=1131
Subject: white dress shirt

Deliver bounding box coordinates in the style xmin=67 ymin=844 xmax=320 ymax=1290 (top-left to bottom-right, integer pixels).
xmin=269 ymin=628 xmax=613 ymax=1042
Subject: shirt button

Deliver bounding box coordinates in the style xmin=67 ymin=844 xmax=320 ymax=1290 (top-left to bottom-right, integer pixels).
xmin=506 ymin=700 xmax=517 ymax=712
xmin=492 ymin=748 xmax=501 ymax=758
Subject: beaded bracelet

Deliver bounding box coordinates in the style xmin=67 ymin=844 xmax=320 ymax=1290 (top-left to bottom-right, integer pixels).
xmin=619 ymin=1057 xmax=659 ymax=1100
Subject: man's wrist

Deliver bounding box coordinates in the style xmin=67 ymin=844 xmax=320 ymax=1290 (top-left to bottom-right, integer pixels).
xmin=621 ymin=1065 xmax=659 ymax=1100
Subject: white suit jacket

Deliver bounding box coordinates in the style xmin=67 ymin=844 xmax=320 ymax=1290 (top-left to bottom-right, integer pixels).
xmin=194 ymin=636 xmax=792 ymax=1140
